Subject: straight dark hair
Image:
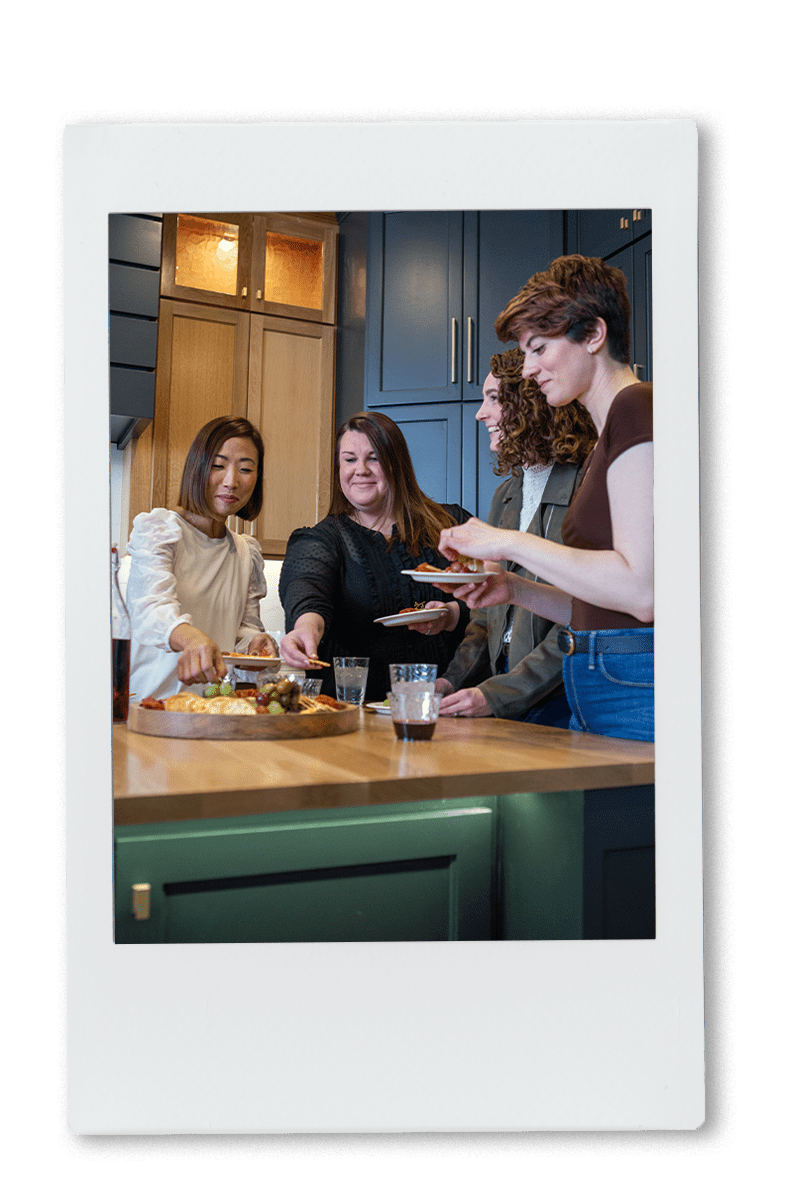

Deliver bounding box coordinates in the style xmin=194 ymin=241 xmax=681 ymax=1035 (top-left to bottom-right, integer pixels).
xmin=177 ymin=416 xmax=264 ymax=522
xmin=329 ymin=411 xmax=455 ymax=556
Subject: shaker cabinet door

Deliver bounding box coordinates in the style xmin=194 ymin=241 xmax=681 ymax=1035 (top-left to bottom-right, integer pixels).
xmin=366 ymin=211 xmax=464 ymax=406
xmin=462 ymin=209 xmax=563 ymax=401
xmin=114 ymin=801 xmax=494 ymax=943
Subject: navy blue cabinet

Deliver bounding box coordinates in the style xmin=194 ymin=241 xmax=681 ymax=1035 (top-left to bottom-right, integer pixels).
xmin=364 ymin=210 xmax=561 ymax=514
xmin=365 ymin=210 xmax=561 ymax=409
xmin=566 ymin=210 xmax=652 ymax=383
xmin=109 ymin=213 xmax=163 ymax=447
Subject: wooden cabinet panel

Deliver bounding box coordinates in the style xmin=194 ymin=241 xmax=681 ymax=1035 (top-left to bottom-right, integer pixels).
xmin=114 ymin=799 xmax=494 ymax=943
xmin=245 ymin=315 xmax=335 ymax=555
xmin=139 ymin=300 xmax=250 ymax=520
xmin=252 ymin=213 xmax=338 ymax=324
xmin=160 ymin=213 xmax=255 ymax=310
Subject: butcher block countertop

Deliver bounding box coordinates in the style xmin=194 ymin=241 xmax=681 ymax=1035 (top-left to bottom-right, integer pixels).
xmin=113 ymin=709 xmax=655 ymax=827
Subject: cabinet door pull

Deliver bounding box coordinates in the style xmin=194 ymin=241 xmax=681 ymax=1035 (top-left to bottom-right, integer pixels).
xmin=241 ymin=286 xmax=248 ymax=298
xmin=132 ymin=883 xmax=151 ymax=920
xmin=620 ymin=217 xmax=630 ymax=230
xmin=633 ymin=210 xmax=642 ymax=221
xmin=467 ymin=317 xmax=473 ymax=383
xmin=256 ymin=289 xmax=262 ymax=301
xmin=451 ymin=318 xmax=458 ymax=384
xmin=633 ymin=363 xmax=644 ymax=380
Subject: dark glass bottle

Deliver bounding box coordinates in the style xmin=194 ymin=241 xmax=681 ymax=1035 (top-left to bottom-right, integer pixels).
xmin=112 ymin=545 xmax=131 ymax=723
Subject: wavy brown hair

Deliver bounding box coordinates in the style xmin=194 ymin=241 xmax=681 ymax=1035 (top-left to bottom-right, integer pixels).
xmin=489 ymin=347 xmax=597 ymax=475
xmin=329 ymin=411 xmax=456 ymax=557
xmin=495 ymin=254 xmax=632 ymax=365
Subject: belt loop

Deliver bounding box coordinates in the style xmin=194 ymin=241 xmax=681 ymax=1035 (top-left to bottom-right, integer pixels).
xmin=587 ymin=630 xmax=597 ymax=670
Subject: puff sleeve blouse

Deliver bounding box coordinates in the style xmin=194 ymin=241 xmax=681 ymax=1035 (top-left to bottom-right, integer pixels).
xmin=126 ymin=508 xmax=267 ymax=700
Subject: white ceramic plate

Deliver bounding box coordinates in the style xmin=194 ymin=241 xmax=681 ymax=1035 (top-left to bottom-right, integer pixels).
xmin=365 ymin=701 xmax=392 ymax=715
xmin=373 ymin=607 xmax=449 ymax=628
xmin=400 ymin=569 xmax=494 ymax=585
xmin=221 ymin=654 xmax=282 ymax=671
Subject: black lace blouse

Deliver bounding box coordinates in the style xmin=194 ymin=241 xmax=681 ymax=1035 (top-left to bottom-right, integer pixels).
xmin=279 ymin=508 xmax=473 ymax=700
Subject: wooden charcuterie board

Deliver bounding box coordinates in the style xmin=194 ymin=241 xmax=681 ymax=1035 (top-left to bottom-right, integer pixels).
xmin=127 ymin=701 xmax=360 ymax=741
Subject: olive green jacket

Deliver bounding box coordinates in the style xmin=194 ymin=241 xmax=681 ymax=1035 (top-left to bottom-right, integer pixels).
xmin=440 ymin=461 xmax=582 ymax=720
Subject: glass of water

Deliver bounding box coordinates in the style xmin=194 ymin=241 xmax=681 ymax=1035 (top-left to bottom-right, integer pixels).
xmin=389 ymin=663 xmax=438 ymax=694
xmin=332 ymin=657 xmax=369 ymax=705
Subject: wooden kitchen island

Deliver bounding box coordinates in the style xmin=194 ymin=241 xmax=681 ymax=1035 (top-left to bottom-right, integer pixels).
xmin=114 ymin=711 xmax=655 ymax=944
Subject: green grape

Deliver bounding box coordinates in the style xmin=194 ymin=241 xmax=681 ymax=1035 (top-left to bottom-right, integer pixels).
xmin=268 ymin=700 xmax=284 ymax=715
xmin=219 ymin=681 xmax=234 ymax=696
xmin=204 ymin=683 xmax=219 ymax=698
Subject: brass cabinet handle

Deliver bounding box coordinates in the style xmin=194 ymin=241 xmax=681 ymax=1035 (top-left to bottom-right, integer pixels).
xmin=620 ymin=217 xmax=630 ymax=230
xmin=241 ymin=286 xmax=248 ymax=298
xmin=256 ymin=289 xmax=262 ymax=301
xmin=467 ymin=317 xmax=473 ymax=383
xmin=633 ymin=210 xmax=642 ymax=221
xmin=633 ymin=363 xmax=644 ymax=379
xmin=132 ymin=883 xmax=151 ymax=921
xmin=451 ymin=318 xmax=458 ymax=383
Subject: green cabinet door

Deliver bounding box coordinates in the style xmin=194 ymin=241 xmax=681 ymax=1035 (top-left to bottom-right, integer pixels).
xmin=115 ymin=798 xmax=495 ymax=944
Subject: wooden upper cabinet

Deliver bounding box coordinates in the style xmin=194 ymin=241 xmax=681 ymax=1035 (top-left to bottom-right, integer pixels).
xmin=161 ymin=212 xmax=338 ymax=324
xmin=252 ymin=214 xmax=337 ymax=325
xmin=160 ymin=213 xmax=255 ymax=310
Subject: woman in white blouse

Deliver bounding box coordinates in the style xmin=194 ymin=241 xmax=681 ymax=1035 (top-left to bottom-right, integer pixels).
xmin=126 ymin=416 xmax=277 ymax=700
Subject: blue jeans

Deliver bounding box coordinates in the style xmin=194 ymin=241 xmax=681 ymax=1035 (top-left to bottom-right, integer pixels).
xmin=562 ymin=627 xmax=654 ymax=743
xmin=521 ymin=689 xmax=573 ymax=729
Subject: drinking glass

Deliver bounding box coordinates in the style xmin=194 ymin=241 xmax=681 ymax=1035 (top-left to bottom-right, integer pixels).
xmin=332 ymin=657 xmax=369 ymax=705
xmin=388 ymin=663 xmax=438 ymax=695
xmin=388 ymin=690 xmax=441 ymax=741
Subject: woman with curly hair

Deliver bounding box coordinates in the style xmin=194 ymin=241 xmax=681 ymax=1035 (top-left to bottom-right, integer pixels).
xmin=434 ymin=346 xmax=596 ymax=722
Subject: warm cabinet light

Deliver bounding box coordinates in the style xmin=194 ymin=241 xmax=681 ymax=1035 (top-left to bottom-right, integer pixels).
xmin=175 ymin=214 xmax=239 ymax=295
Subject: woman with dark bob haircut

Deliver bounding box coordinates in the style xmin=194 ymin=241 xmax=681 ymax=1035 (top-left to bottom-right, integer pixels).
xmin=279 ymin=411 xmax=474 ymax=700
xmin=126 ymin=415 xmax=278 ymax=700
xmin=435 ymin=346 xmax=597 ymax=722
xmin=435 ymin=255 xmax=654 ymax=742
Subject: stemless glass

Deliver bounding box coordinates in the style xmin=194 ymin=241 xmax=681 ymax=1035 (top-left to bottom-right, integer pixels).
xmin=388 ymin=663 xmax=438 ymax=695
xmin=388 ymin=690 xmax=441 ymax=741
xmin=332 ymin=657 xmax=369 ymax=705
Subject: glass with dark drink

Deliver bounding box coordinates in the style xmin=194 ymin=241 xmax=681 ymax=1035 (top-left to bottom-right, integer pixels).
xmin=113 ymin=637 xmax=131 ymax=722
xmin=388 ymin=690 xmax=441 ymax=741
xmin=112 ymin=545 xmax=131 ymax=723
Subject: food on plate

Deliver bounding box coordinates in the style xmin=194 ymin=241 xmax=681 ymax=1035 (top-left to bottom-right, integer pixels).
xmin=399 ymin=602 xmax=427 ymax=613
xmin=254 ymin=677 xmax=302 ymax=714
xmin=164 ymin=693 xmax=257 ymax=715
xmin=146 ymin=681 xmax=350 ymax=717
xmin=414 ymin=555 xmax=485 ymax=575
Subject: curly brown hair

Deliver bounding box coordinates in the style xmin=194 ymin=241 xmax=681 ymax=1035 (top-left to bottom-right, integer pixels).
xmin=489 ymin=347 xmax=598 ymax=475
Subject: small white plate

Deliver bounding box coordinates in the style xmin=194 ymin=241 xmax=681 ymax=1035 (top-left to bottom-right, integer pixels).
xmin=374 ymin=607 xmax=449 ymax=628
xmin=365 ymin=701 xmax=391 ymax=714
xmin=400 ymin=569 xmax=494 ymax=586
xmin=221 ymin=654 xmax=282 ymax=671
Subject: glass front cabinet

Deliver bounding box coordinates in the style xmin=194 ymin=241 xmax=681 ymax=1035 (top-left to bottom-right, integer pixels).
xmin=160 ymin=212 xmax=338 ymax=325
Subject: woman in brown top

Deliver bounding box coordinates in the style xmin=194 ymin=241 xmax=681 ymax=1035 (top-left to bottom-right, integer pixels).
xmin=435 ymin=255 xmax=654 ymax=742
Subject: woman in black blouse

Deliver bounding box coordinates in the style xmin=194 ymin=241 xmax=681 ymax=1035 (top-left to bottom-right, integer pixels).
xmin=279 ymin=411 xmax=473 ymax=699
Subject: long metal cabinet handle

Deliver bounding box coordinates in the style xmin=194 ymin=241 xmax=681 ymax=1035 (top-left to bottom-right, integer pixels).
xmin=467 ymin=317 xmax=473 ymax=382
xmin=633 ymin=363 xmax=644 ymax=379
xmin=451 ymin=318 xmax=458 ymax=383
